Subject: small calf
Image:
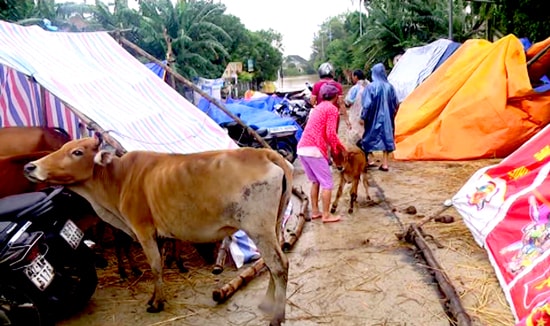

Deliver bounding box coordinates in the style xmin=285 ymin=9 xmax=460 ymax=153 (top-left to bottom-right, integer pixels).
xmin=330 ymin=146 xmax=371 ymax=213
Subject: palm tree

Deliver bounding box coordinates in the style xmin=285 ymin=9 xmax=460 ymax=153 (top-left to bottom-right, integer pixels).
xmin=355 ymin=0 xmax=496 ymax=68
xmin=137 ymin=0 xmax=231 ymax=79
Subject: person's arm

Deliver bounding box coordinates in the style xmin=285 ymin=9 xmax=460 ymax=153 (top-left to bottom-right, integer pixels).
xmin=344 ymin=85 xmax=358 ymax=108
xmin=310 ymin=94 xmax=317 ymax=107
xmin=326 ymin=107 xmax=345 ymax=153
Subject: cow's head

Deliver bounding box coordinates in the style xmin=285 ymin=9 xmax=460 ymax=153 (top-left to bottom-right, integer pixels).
xmin=24 ymin=132 xmax=115 ymax=184
xmin=330 ymin=147 xmax=348 ymax=172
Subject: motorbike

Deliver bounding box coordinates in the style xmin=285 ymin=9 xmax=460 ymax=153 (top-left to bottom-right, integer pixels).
xmin=273 ymin=82 xmax=314 ymax=129
xmin=220 ymin=120 xmax=299 ymax=163
xmin=0 ymin=187 xmax=98 ymax=326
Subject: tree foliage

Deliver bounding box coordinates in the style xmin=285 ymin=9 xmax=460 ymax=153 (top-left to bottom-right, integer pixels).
xmin=310 ymin=0 xmax=505 ymax=81
xmin=493 ymin=0 xmax=550 ymax=43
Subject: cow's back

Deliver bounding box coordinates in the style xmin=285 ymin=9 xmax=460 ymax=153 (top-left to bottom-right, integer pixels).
xmin=0 ymin=127 xmax=70 ymax=157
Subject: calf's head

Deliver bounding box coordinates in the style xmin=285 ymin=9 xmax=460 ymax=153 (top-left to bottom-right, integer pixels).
xmin=331 ymin=147 xmax=348 ymax=172
xmin=24 ymin=132 xmax=115 ymax=184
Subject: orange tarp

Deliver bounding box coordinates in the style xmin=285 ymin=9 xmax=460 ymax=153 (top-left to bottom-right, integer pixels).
xmin=394 ymin=35 xmax=550 ymax=161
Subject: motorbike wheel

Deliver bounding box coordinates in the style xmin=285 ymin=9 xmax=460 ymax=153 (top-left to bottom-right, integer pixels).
xmin=55 ymin=248 xmax=98 ymax=318
xmin=0 ymin=283 xmax=50 ymax=326
xmin=277 ymin=139 xmax=297 ymax=163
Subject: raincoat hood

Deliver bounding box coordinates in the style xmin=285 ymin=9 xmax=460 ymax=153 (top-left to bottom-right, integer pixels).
xmin=371 ymin=63 xmax=388 ymax=83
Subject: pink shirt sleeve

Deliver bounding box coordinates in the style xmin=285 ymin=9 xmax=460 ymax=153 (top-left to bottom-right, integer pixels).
xmin=325 ymin=106 xmax=343 ymax=153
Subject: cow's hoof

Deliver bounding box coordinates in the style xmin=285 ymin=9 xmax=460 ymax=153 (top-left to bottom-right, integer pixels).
xmin=176 ymin=262 xmax=189 ymax=273
xmin=269 ymin=315 xmax=284 ymax=326
xmin=348 ymin=208 xmax=354 ymax=214
xmin=330 ymin=206 xmax=337 ymax=214
xmin=118 ymin=269 xmax=128 ymax=281
xmin=212 ymin=265 xmax=223 ymax=275
xmin=146 ymin=302 xmax=164 ymax=313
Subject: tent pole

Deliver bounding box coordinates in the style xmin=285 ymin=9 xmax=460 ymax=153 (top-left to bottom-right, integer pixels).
xmin=57 ymin=101 xmax=127 ymax=156
xmin=116 ymin=36 xmax=272 ymax=150
xmin=39 ymin=85 xmax=48 ymax=127
xmin=527 ymin=43 xmax=550 ymax=67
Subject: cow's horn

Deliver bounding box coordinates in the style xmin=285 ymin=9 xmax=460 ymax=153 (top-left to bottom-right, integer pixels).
xmin=94 ymin=131 xmax=104 ymax=147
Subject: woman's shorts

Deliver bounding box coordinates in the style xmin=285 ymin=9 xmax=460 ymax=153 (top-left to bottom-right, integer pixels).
xmin=299 ymin=155 xmax=333 ymax=190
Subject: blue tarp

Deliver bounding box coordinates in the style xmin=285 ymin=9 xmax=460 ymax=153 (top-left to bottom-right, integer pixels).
xmin=433 ymin=41 xmax=461 ymax=72
xmin=197 ymin=96 xmax=303 ymax=141
xmin=145 ymin=60 xmax=167 ymax=79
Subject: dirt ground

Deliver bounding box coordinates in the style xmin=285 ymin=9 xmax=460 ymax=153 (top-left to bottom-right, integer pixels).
xmin=57 ymin=141 xmax=516 ymax=326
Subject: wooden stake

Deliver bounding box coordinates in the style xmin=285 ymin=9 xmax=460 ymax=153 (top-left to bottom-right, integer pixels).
xmin=212 ymin=236 xmax=231 ymax=275
xmin=212 ymin=257 xmax=266 ymax=303
xmin=116 ymin=36 xmax=271 ymax=149
xmin=404 ymin=224 xmax=472 ymax=326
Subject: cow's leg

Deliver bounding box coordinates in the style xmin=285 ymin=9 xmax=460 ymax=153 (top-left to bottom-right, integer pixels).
xmin=249 ymin=233 xmax=288 ymax=326
xmin=135 ymin=231 xmax=165 ymax=313
xmin=114 ymin=236 xmax=128 ymax=280
xmin=330 ymin=174 xmax=345 ymax=213
xmin=349 ymin=177 xmax=360 ymax=214
xmin=361 ymin=171 xmax=371 ymax=201
xmin=115 ymin=230 xmax=142 ymax=278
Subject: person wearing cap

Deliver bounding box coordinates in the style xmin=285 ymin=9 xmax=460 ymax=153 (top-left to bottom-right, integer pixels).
xmin=310 ymin=62 xmax=351 ymax=129
xmin=297 ymin=83 xmax=346 ymax=223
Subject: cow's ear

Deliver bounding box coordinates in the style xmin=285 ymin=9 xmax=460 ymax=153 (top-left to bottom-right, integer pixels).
xmin=94 ymin=149 xmax=114 ymax=166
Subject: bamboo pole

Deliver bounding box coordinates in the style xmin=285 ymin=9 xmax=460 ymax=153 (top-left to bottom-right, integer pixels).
xmin=212 ymin=236 xmax=231 ymax=275
xmin=283 ymin=187 xmax=309 ymax=252
xmin=404 ymin=224 xmax=472 ymax=326
xmin=282 ymin=214 xmax=305 ymax=253
xmin=116 ymin=36 xmax=271 ymax=149
xmin=212 ymin=257 xmax=266 ymax=303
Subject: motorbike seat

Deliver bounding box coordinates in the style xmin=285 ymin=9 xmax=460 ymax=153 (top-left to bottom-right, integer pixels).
xmin=0 ymin=192 xmax=48 ymax=220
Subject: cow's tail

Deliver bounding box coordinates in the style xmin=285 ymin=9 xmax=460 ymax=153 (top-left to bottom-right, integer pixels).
xmin=266 ymin=150 xmax=294 ymax=242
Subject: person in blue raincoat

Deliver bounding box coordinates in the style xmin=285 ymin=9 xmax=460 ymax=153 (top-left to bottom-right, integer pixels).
xmin=360 ymin=63 xmax=399 ymax=172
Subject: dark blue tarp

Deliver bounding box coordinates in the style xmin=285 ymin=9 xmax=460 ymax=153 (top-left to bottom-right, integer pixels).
xmin=433 ymin=41 xmax=461 ymax=72
xmin=145 ymin=60 xmax=167 ymax=79
xmin=197 ymin=97 xmax=303 ymax=141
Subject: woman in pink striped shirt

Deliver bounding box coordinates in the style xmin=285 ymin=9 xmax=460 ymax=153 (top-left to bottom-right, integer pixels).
xmin=297 ymin=83 xmax=346 ymax=223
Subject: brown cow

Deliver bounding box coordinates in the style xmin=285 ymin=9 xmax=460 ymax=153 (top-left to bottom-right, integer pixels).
xmin=0 ymin=126 xmax=71 ymax=156
xmin=330 ymin=146 xmax=371 ymax=214
xmin=23 ymin=134 xmax=292 ymax=326
xmin=0 ymin=151 xmax=53 ymax=198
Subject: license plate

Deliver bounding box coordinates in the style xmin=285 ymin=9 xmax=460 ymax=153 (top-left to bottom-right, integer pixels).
xmin=24 ymin=255 xmax=54 ymax=291
xmin=60 ymin=219 xmax=84 ymax=250
xmin=268 ymin=125 xmax=297 ymax=134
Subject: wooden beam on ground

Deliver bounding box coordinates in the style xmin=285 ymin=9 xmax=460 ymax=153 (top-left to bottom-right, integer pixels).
xmin=115 ymin=36 xmax=271 ymax=149
xmin=404 ymin=224 xmax=472 ymax=326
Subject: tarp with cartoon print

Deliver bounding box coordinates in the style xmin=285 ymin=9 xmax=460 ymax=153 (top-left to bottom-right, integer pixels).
xmin=453 ymin=123 xmax=550 ymax=325
xmin=394 ymin=35 xmax=550 ymax=161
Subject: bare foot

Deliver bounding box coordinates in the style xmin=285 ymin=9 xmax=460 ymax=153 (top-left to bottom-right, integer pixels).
xmin=311 ymin=211 xmax=322 ymax=219
xmin=322 ymin=215 xmax=341 ymax=223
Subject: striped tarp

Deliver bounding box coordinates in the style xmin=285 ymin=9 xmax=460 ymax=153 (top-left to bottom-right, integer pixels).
xmin=0 ymin=20 xmax=236 ymax=153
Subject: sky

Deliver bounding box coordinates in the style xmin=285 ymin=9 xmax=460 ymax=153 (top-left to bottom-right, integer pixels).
xmin=220 ymin=0 xmax=360 ymax=59
xmin=57 ymin=0 xmax=361 ymax=59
